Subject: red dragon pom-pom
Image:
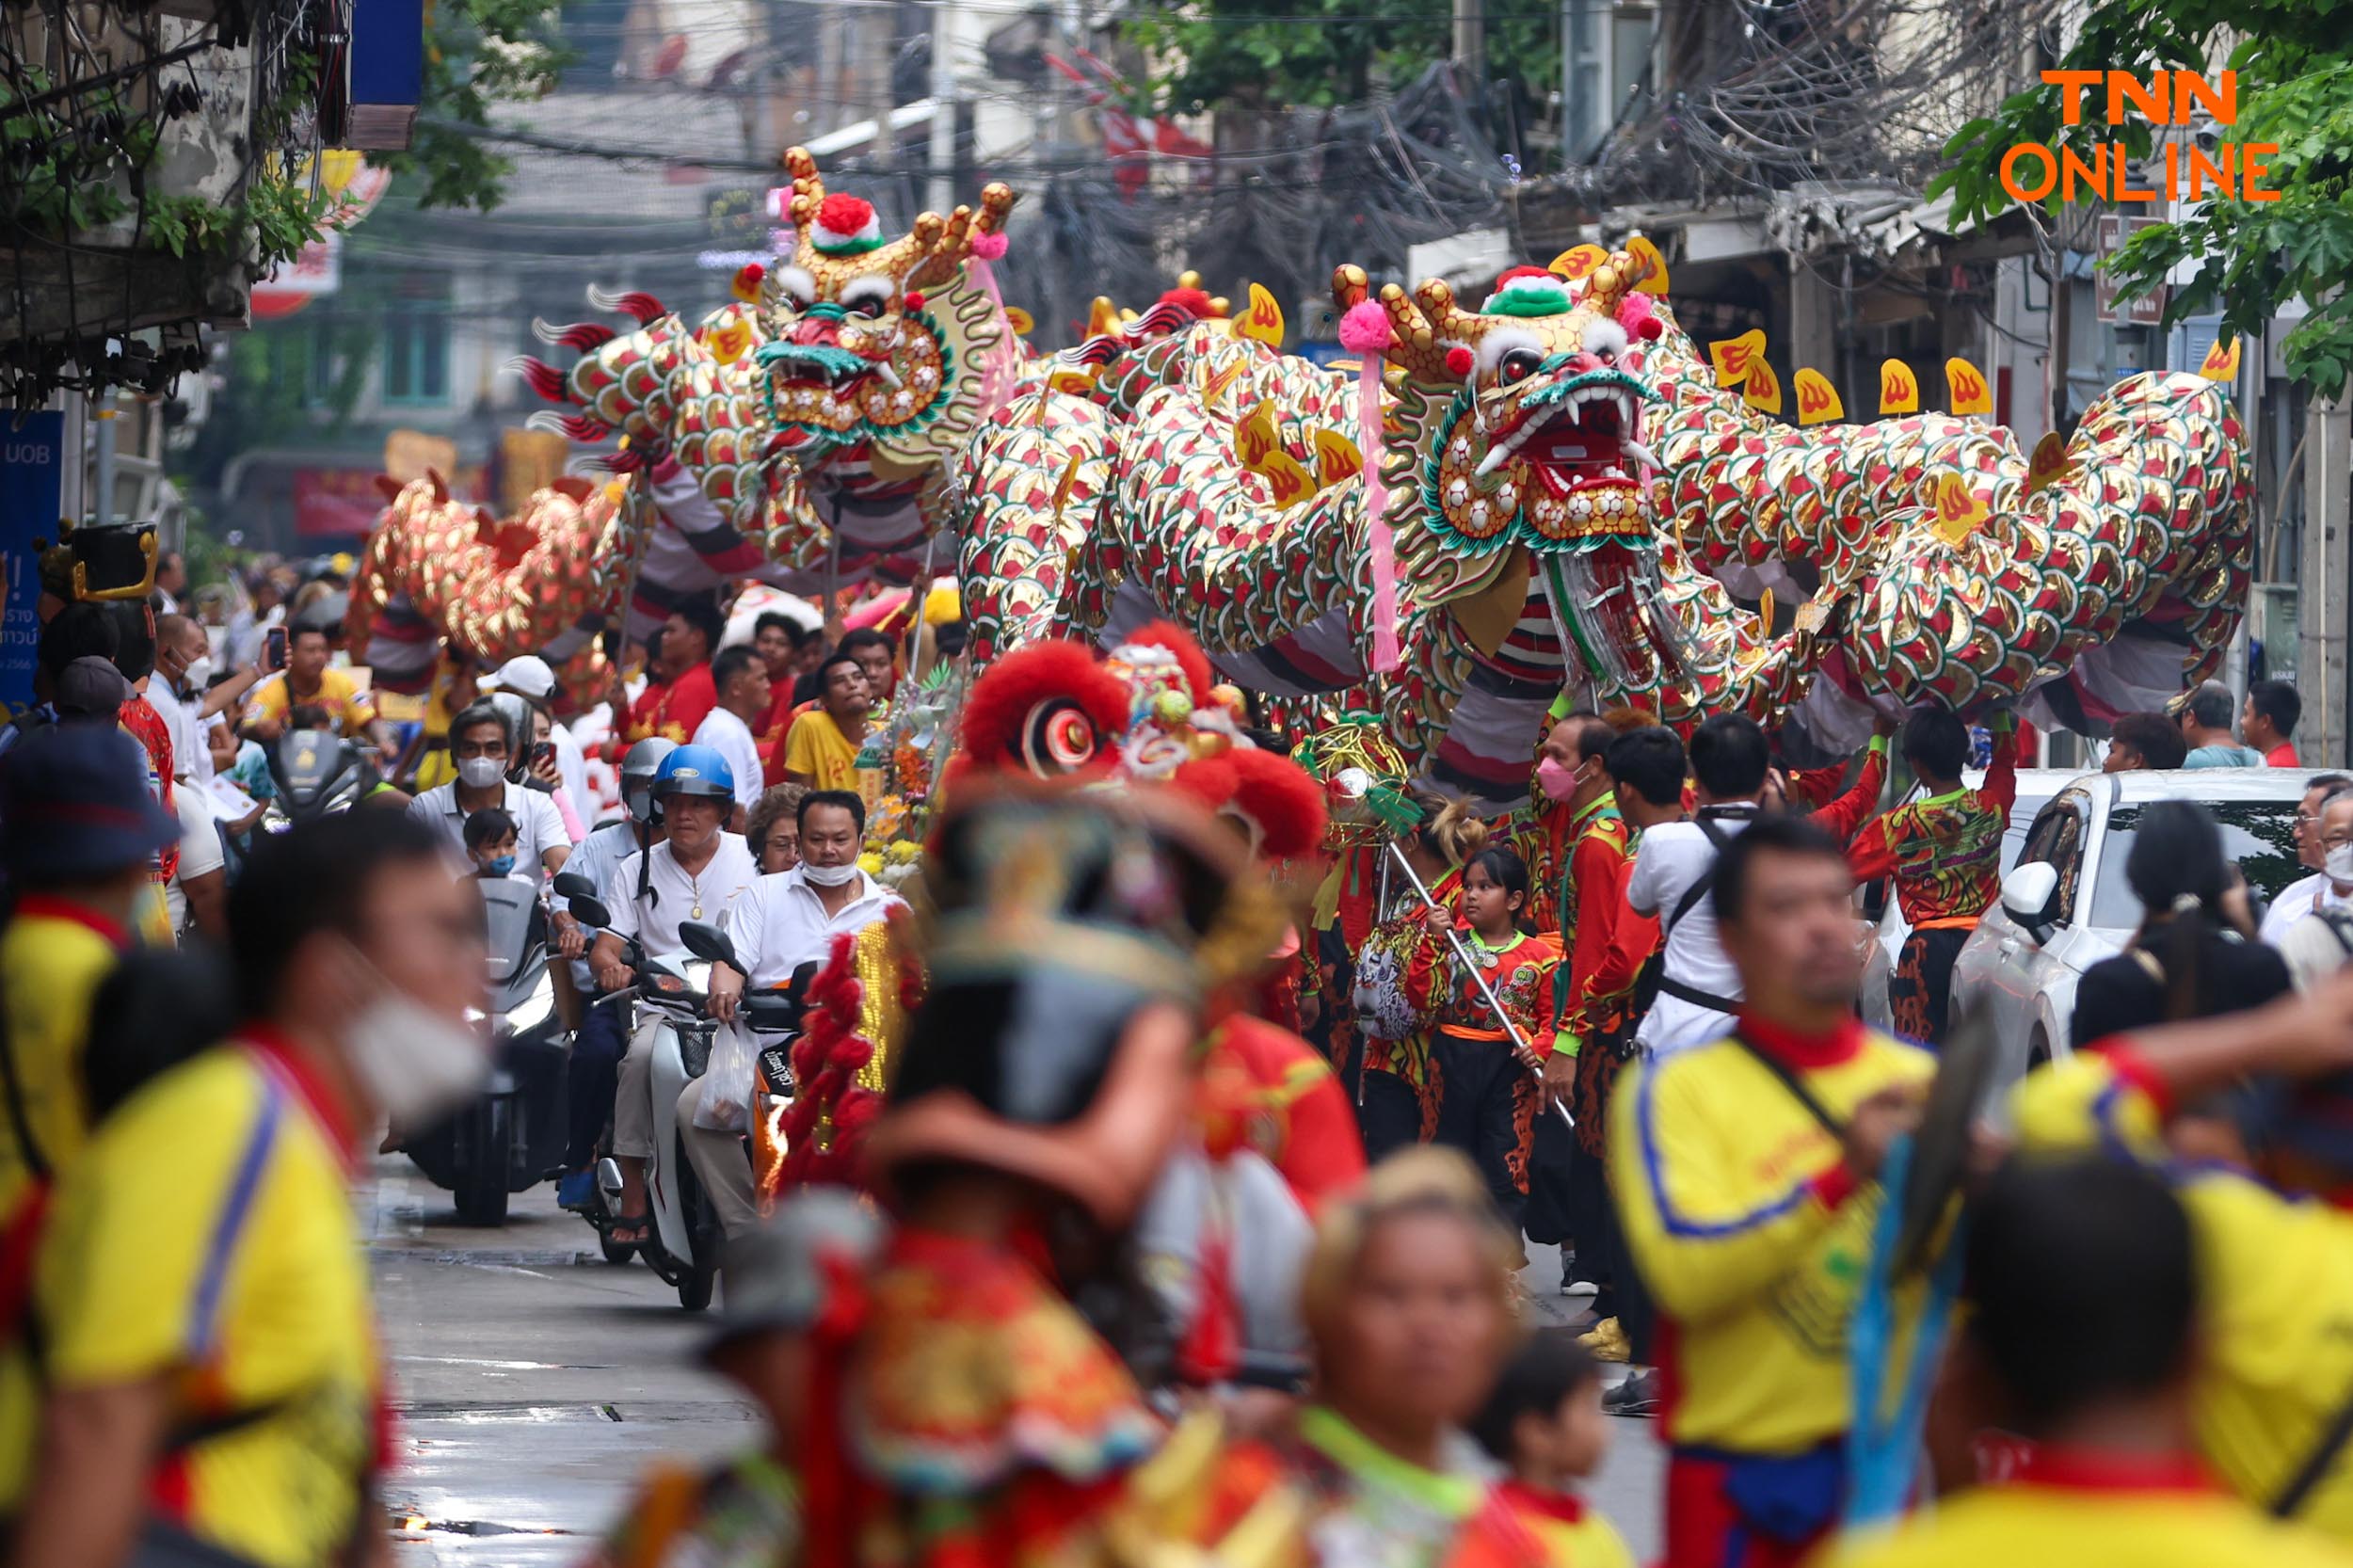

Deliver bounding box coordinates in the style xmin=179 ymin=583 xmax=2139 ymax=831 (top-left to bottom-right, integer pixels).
xmin=1444 ymin=344 xmax=1475 ymax=376
xmin=816 ymin=193 xmax=875 ymax=239
xmin=1220 ymin=746 xmax=1330 ymax=862
xmin=958 ymin=640 xmax=1132 ymax=775
xmin=1158 ymin=285 xmax=1218 ymax=319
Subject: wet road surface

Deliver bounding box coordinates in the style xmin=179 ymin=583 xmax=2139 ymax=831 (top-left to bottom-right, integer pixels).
xmin=373 ymin=1164 xmax=1665 ymax=1564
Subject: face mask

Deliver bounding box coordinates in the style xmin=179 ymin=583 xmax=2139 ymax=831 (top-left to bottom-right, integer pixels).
xmin=802 ymin=858 xmax=859 ymax=887
xmin=457 ymin=756 xmax=504 ymax=789
xmin=1535 ymin=756 xmax=1580 ymax=803
xmin=180 ymin=655 xmax=214 ymax=695
xmin=483 ymin=854 xmax=517 ymax=876
xmin=2329 ymin=844 xmax=2353 ymax=885
xmin=342 ymin=952 xmax=489 ymax=1123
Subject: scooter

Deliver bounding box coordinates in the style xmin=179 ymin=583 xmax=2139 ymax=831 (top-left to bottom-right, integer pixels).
xmin=407 ymin=876 xmax=570 ymax=1224
xmin=559 ymin=880 xmax=798 ymax=1310
xmin=261 ymin=728 xmax=379 ymax=829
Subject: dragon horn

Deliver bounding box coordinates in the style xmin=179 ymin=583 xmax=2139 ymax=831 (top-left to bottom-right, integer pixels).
xmin=905 ymin=183 xmax=1018 ymax=290
xmin=784 ymin=145 xmax=824 ymax=208
xmin=1583 ymin=249 xmax=1642 ymax=312
xmin=1371 ymin=283 xmax=1450 ymax=382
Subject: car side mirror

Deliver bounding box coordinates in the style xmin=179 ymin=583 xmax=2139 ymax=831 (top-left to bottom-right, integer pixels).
xmin=552 ymin=871 xmax=600 ymax=903
xmin=2000 ymin=862 xmax=2060 ymax=944
xmin=680 ymin=920 xmax=742 ymax=974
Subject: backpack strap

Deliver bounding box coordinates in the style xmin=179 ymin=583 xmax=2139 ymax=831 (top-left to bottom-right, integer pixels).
xmin=1726 ymin=1031 xmax=1846 ymax=1142
xmin=2271 ymin=1381 xmax=2353 ymax=1519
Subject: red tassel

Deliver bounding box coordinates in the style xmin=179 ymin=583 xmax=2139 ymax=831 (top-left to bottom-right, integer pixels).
xmin=1174 ymin=1208 xmax=1240 ymax=1385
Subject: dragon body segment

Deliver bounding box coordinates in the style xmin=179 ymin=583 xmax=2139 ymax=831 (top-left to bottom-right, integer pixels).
xmin=347 ymin=472 xmax=645 ymax=702
xmin=961 ymin=248 xmax=2248 ymax=801
xmin=358 ymin=150 xmax=1021 ymax=662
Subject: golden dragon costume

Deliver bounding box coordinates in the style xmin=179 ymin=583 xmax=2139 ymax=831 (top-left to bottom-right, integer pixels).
xmin=955 ymin=248 xmax=2249 ymax=804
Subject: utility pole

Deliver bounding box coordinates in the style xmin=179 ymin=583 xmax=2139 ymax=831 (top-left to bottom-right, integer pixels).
xmin=928 ymin=0 xmax=955 ymax=214
xmin=1453 ymin=0 xmax=1485 ymax=93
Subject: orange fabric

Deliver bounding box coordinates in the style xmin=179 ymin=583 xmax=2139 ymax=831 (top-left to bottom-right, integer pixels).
xmin=1200 ymin=1015 xmax=1367 ymax=1214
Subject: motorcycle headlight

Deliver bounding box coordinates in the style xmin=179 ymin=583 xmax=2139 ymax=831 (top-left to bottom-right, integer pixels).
xmin=507 ymin=978 xmax=554 ymax=1034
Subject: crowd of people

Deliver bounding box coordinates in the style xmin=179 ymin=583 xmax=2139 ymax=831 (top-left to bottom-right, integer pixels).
xmin=3 ymin=523 xmax=2351 ymax=1568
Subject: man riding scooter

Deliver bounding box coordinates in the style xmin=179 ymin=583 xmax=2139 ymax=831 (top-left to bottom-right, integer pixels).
xmin=589 ymin=745 xmax=759 ymax=1246
xmin=555 ymin=738 xmax=675 ymax=1214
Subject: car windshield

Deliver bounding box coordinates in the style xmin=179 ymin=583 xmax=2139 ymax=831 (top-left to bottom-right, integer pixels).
xmin=2087 ymin=799 xmax=2305 ymax=931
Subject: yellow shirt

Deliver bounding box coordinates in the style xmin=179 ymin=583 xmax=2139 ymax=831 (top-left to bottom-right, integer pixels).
xmin=782 ymin=709 xmax=861 ymax=792
xmin=17 ymin=1039 xmax=377 ymax=1568
xmin=1608 ymin=1019 xmax=1934 ymax=1454
xmin=0 ymin=899 xmax=126 ymax=1212
xmin=1815 ymin=1464 xmax=2352 ymax=1568
xmin=2011 ymin=1051 xmax=2353 ymax=1538
xmin=247 ymin=667 xmax=377 ymax=738
xmin=1499 ymin=1483 xmax=1638 ymax=1568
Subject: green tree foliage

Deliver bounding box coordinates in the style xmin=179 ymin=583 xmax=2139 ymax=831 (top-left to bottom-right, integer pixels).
xmin=371 ymin=0 xmax=569 ymax=211
xmin=1932 ymin=0 xmax=2353 ymax=397
xmin=1126 ymin=0 xmax=1557 ymax=122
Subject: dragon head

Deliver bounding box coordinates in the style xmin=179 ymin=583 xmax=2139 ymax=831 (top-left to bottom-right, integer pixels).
xmin=1337 ymin=260 xmax=1665 ymax=557
xmin=1337 ymin=251 xmax=1722 ymax=708
xmin=754 ymin=147 xmax=1015 ymax=457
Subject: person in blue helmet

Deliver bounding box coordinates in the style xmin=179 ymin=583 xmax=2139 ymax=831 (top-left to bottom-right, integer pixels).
xmin=589 ymin=744 xmax=759 ymax=1244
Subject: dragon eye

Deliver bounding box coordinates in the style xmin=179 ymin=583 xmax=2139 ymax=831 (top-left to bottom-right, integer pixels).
xmin=847 ymin=296 xmax=885 ymax=318
xmin=1020 ymin=700 xmax=1100 ymax=776
xmin=1500 ymin=349 xmax=1544 ymax=383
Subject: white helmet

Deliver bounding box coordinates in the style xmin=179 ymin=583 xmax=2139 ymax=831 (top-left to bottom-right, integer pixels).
xmin=620 ymin=737 xmax=677 ymax=826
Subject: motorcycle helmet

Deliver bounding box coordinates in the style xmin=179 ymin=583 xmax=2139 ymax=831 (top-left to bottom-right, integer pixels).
xmin=653 ymin=744 xmax=736 ymax=802
xmin=621 ymin=737 xmax=677 ymax=826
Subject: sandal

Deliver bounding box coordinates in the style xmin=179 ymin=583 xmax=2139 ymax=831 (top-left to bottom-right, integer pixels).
xmin=609 ymin=1210 xmax=650 ymax=1245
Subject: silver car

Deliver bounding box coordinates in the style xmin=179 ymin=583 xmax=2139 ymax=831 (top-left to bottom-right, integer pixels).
xmin=1950 ymin=767 xmax=2315 ymax=1080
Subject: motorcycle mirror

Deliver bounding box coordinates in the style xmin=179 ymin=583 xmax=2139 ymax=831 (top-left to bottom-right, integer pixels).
xmin=680 ymin=920 xmax=741 ymax=972
xmin=568 ymin=894 xmax=614 ymax=930
xmin=552 ymin=871 xmax=600 ymax=903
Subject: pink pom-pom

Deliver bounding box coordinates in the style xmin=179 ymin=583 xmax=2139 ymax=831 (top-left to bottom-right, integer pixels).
xmin=1337 ymin=300 xmax=1391 ymax=356
xmin=971 ymin=231 xmax=1009 ymax=261
xmin=1444 ymin=344 xmax=1475 ymax=377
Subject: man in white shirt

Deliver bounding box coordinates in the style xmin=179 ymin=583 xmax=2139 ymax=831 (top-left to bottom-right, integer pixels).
xmin=406 ymin=701 xmax=576 ymax=883
xmin=2261 ymin=774 xmax=2353 ymax=945
xmin=712 ymin=791 xmax=904 ymax=1016
xmin=587 ymin=744 xmax=760 ymax=1242
xmin=486 ymin=654 xmax=592 ymax=827
xmin=690 ymin=791 xmax=901 ymax=1240
xmin=691 ymin=645 xmax=772 ymax=830
xmin=2280 ymin=789 xmax=2353 ymax=989
xmin=152 ymin=614 xmax=262 ymax=788
xmin=1623 ymin=715 xmax=1770 ymax=1057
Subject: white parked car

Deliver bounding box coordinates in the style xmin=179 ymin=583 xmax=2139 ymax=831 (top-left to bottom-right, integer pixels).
xmin=1949 ymin=767 xmax=2314 ymax=1081
xmin=1857 ymin=769 xmax=2077 ymax=1034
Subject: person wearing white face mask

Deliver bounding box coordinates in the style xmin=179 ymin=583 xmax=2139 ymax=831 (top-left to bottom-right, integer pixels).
xmin=5 ymin=811 xmax=489 ymax=1568
xmin=406 ymin=701 xmax=577 ymax=885
xmin=152 ymin=613 xmax=260 ymax=788
xmin=709 ymin=790 xmax=904 ymax=1029
xmin=2279 ymin=792 xmax=2353 ymax=991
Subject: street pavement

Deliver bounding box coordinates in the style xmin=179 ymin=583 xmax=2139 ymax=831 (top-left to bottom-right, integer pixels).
xmin=374 ymin=1163 xmax=1665 ymax=1565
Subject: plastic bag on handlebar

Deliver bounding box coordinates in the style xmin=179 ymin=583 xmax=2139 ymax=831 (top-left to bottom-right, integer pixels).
xmin=692 ymin=1024 xmax=756 ymax=1132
